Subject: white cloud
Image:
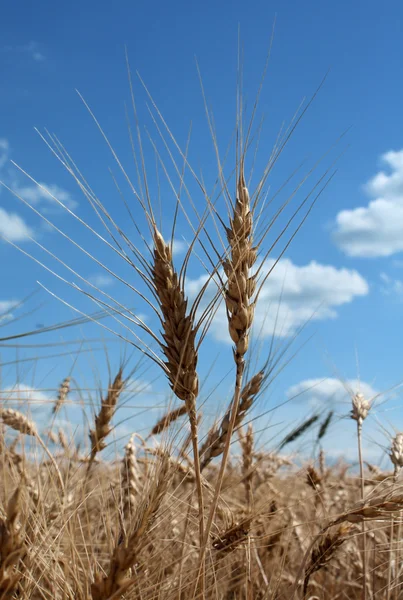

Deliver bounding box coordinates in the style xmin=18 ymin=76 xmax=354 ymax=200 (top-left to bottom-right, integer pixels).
xmin=286 ymin=377 xmax=378 ymax=408
xmin=172 ymin=239 xmax=188 ymax=256
xmin=0 ymin=299 xmax=19 ymax=322
xmin=88 ymin=274 xmax=115 ymax=288
xmin=15 ymin=182 xmax=78 ymax=210
xmin=1 ymin=383 xmax=49 ymax=406
xmin=186 ymin=258 xmax=368 ymax=340
xmin=333 ymin=150 xmax=403 ymax=257
xmin=0 ymin=207 xmax=33 ymax=241
xmin=380 ymin=272 xmax=403 ymax=297
xmin=0 ymin=300 xmax=18 ymax=314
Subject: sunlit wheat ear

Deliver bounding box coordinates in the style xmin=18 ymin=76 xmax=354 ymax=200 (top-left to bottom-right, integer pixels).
xmin=88 ymin=368 xmax=125 ymax=472
xmin=390 ymin=433 xmax=403 ymax=480
xmin=53 ymin=376 xmax=71 ymax=415
xmin=351 ymin=392 xmax=371 ymax=425
xmin=149 ymin=225 xmax=207 ymax=565
xmin=151 ymin=229 xmax=199 ymax=403
xmin=121 ymin=434 xmax=140 ymax=524
xmin=223 ymin=165 xmax=257 ymax=358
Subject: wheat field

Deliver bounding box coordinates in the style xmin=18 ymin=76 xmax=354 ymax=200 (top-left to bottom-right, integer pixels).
xmin=1 ymin=50 xmax=402 ymax=600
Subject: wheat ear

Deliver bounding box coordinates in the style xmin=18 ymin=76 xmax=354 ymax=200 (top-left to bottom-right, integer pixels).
xmin=303 ymin=524 xmax=353 ymax=596
xmin=148 ymin=404 xmax=187 ymax=437
xmin=0 ymin=409 xmax=64 ymax=492
xmin=87 ymin=368 xmax=124 ymax=473
xmin=199 ymin=371 xmax=263 ymax=471
xmin=52 ymin=375 xmax=71 ymax=414
xmin=151 ymin=228 xmax=205 ymax=567
xmin=0 ymin=477 xmax=26 ymax=596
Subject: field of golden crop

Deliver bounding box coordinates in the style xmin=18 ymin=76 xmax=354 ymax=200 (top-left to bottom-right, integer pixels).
xmin=1 ymin=50 xmax=402 ymax=600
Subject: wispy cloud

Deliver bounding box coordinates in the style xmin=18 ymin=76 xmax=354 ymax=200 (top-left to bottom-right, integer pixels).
xmin=0 ymin=207 xmax=34 ymax=241
xmin=333 ymin=150 xmax=403 ymax=257
xmin=380 ymin=272 xmax=403 ymax=297
xmin=15 ymin=182 xmax=78 ymax=211
xmin=1 ymin=41 xmax=46 ymax=62
xmin=88 ymin=274 xmax=115 ymax=289
xmin=0 ymin=299 xmax=19 ymax=322
xmin=0 ymin=136 xmax=77 ymax=240
xmin=286 ymin=377 xmax=378 ymax=409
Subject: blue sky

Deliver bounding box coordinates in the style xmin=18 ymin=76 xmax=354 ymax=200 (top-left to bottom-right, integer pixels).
xmin=1 ymin=0 xmax=403 ymax=465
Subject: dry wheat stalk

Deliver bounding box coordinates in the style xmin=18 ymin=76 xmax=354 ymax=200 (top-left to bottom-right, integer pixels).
xmin=240 ymin=424 xmax=254 ymax=510
xmin=148 ymin=404 xmax=187 ymax=437
xmin=0 ymin=477 xmax=26 ymax=597
xmin=88 ymin=368 xmax=124 ymax=470
xmin=91 ymin=453 xmax=171 ymax=599
xmin=303 ymin=524 xmax=353 ymax=596
xmin=200 ymin=371 xmax=264 ymax=471
xmin=306 ymin=466 xmax=322 ymax=491
xmin=150 ymin=227 xmax=206 ymax=572
xmin=52 ymin=376 xmax=71 ymax=414
xmin=350 ymin=390 xmax=371 ymax=600
xmin=0 ymin=409 xmax=64 ymax=492
xmin=278 ymin=415 xmax=319 ymax=450
xmin=212 ymin=517 xmax=252 ymax=558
